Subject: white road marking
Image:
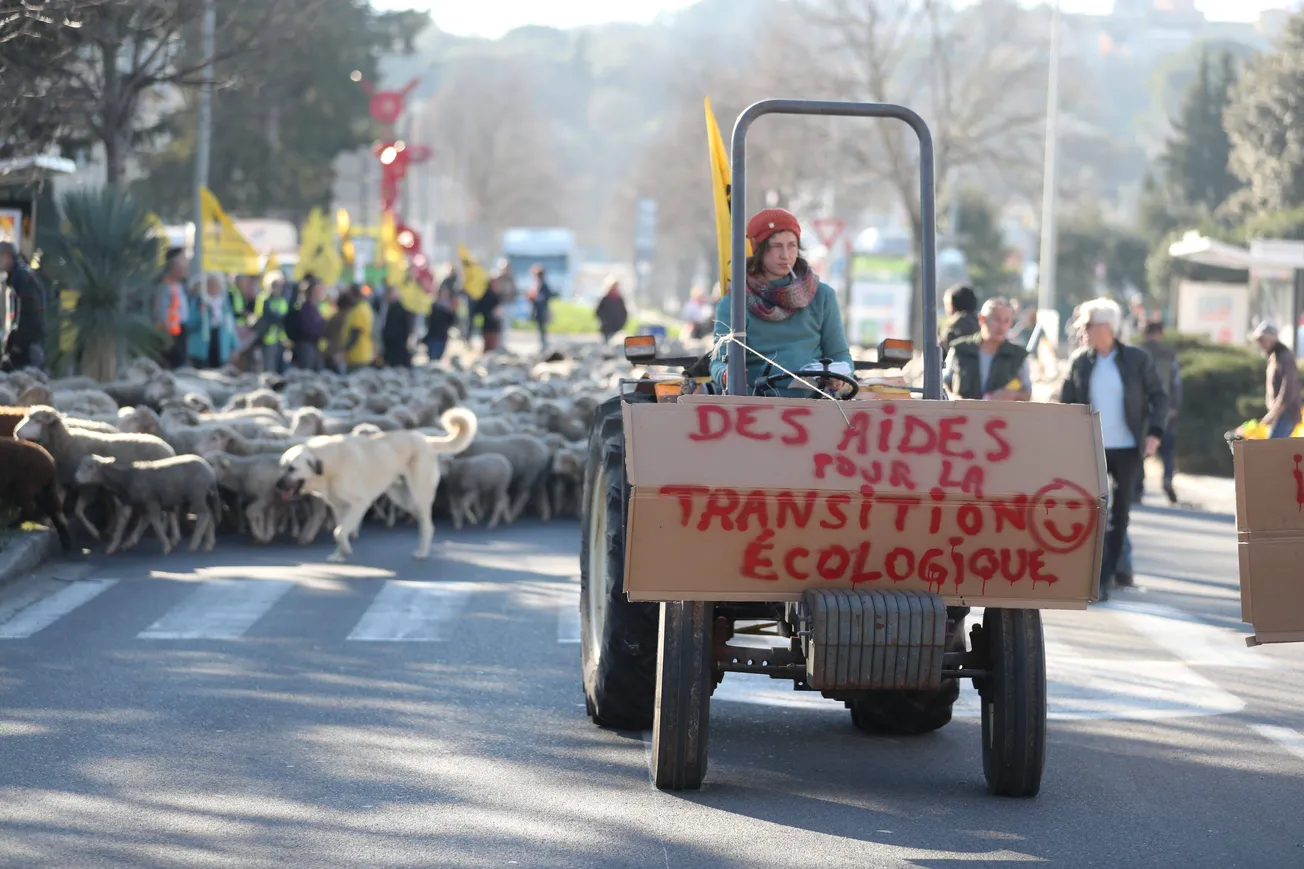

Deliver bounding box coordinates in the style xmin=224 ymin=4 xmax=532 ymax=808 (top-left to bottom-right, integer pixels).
xmin=346 ymin=580 xmax=475 ymax=642
xmin=138 ymin=579 xmax=295 ymax=640
xmin=557 ymin=583 xmax=581 ymax=644
xmin=0 ymin=579 xmax=118 ymax=639
xmin=1252 ymin=724 xmax=1304 ymax=764
xmin=1100 ymin=600 xmax=1271 ymax=670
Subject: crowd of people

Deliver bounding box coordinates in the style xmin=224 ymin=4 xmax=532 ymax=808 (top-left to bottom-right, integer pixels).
xmin=147 ymin=249 xmax=588 ymax=377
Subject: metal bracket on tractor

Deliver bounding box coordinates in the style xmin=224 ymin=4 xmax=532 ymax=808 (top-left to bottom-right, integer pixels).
xmin=796 ymin=589 xmax=947 ymax=693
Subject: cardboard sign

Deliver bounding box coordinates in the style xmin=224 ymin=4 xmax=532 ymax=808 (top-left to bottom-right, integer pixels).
xmin=1234 ymin=438 xmax=1304 ymax=645
xmin=621 ymin=396 xmax=1108 ymax=606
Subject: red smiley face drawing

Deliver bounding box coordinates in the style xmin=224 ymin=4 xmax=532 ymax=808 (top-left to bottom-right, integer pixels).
xmin=1027 ymin=478 xmax=1098 ymax=554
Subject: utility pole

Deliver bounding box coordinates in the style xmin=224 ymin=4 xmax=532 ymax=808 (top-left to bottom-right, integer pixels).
xmin=1035 ymin=0 xmax=1062 ymax=348
xmin=192 ymin=0 xmax=216 ymax=277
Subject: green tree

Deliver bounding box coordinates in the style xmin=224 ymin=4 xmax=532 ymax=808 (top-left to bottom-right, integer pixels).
xmin=40 ymin=187 xmax=168 ymax=382
xmin=1055 ymin=210 xmax=1149 ymax=309
xmin=953 ymin=188 xmax=1016 ymax=297
xmin=1225 ymin=13 xmax=1304 ymax=212
xmin=1159 ymin=48 xmax=1241 ymax=215
xmin=133 ymin=0 xmax=428 ymax=222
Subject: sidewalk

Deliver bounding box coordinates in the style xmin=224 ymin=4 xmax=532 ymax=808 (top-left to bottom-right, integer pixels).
xmin=1137 ymin=459 xmax=1236 ymax=518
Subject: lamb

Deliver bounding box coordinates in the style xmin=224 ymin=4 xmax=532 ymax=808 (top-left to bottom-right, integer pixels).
xmin=548 ymin=446 xmax=587 ymax=520
xmin=222 ymin=387 xmax=282 ymax=413
xmin=204 ymin=450 xmax=327 ymax=545
xmin=1 ymin=406 xmax=117 ymax=439
xmin=440 ymin=454 xmax=513 ymax=530
xmin=0 ymin=439 xmax=73 ymax=552
xmin=194 ymin=427 xmax=306 ymax=457
xmin=17 ymin=384 xmax=118 ymax=416
xmin=459 ymin=433 xmax=554 ymax=523
xmin=74 ymin=454 xmax=220 ymax=555
xmin=15 ymin=405 xmax=177 ymax=540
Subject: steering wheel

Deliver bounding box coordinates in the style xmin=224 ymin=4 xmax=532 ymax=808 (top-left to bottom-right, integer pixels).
xmin=752 ymin=358 xmax=860 ymax=399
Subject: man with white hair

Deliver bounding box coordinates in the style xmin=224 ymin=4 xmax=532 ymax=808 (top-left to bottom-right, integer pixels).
xmin=1250 ymin=320 xmax=1301 ymax=439
xmin=1058 ymin=297 xmax=1168 ymax=601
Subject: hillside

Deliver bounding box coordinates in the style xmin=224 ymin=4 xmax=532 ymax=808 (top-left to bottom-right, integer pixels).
xmin=355 ymin=0 xmax=1268 ymax=275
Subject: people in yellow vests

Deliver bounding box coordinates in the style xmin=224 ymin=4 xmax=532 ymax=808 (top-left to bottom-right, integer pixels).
xmin=252 ymin=271 xmax=290 ymax=374
xmin=332 ymin=285 xmax=375 ymax=372
xmin=313 ymin=280 xmax=336 ymax=366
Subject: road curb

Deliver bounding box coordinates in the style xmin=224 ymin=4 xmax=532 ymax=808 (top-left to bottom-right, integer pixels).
xmin=0 ymin=529 xmax=58 ymax=589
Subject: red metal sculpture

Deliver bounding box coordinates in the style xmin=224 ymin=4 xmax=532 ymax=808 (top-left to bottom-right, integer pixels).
xmin=353 ymin=73 xmax=434 ymax=257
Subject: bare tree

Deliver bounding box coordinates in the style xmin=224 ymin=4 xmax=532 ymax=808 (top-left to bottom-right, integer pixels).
xmin=622 ymin=5 xmax=839 ymax=297
xmin=1 ymin=0 xmax=306 ymax=183
xmin=804 ymin=0 xmax=1053 ymax=249
xmin=420 ymin=57 xmax=567 ymax=249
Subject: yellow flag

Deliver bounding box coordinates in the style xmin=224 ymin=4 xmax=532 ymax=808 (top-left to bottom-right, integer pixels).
xmin=458 ymin=243 xmax=488 ymax=301
xmin=295 ymin=207 xmax=342 ymax=284
xmin=399 ymin=278 xmax=432 ymax=316
xmin=199 ymin=187 xmax=261 ymax=274
xmin=705 ymin=97 xmax=751 ymax=297
xmin=265 ymin=251 xmax=281 ymax=276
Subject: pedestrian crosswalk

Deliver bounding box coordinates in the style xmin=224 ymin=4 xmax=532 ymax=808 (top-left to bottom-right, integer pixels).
xmin=0 ymin=576 xmax=582 ymax=644
xmin=1 ymin=574 xmax=1300 ymax=726
xmin=139 ymin=579 xmax=296 ymax=640
xmin=0 ymin=578 xmax=119 ymax=639
xmin=346 ymin=580 xmax=476 ymax=642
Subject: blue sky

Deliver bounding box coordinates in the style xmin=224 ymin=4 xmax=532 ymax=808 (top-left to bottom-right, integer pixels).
xmin=369 ymin=0 xmax=1290 ymax=37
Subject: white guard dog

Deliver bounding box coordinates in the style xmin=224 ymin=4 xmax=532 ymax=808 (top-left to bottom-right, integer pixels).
xmin=275 ymin=407 xmax=478 ymax=563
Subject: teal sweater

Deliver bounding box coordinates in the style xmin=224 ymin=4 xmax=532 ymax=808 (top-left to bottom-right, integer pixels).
xmin=710 ymin=279 xmax=852 ymax=392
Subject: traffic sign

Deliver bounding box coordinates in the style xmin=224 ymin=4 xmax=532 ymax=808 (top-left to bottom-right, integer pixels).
xmin=812 ymin=216 xmax=846 ymax=250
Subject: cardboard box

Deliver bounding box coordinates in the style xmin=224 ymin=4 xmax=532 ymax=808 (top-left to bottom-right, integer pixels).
xmin=1234 ymin=438 xmax=1304 ymax=645
xmin=621 ymin=396 xmax=1108 ymax=607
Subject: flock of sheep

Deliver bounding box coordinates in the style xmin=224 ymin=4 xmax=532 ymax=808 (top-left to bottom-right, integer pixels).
xmin=0 ymin=341 xmax=638 ymax=559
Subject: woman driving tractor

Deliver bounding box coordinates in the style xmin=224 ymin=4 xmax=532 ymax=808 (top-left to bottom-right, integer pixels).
xmin=709 ymin=208 xmax=853 ymax=396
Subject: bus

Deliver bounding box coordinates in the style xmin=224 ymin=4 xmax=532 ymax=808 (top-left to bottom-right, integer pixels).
xmin=500 ymin=227 xmax=576 ymax=300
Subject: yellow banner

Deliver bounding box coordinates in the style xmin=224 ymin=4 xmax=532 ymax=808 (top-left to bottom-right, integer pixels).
xmin=295 ymin=207 xmax=343 ymax=285
xmin=199 ymin=187 xmax=261 ymax=275
xmin=705 ymin=98 xmax=750 ymax=297
xmin=459 ymin=243 xmax=488 ymax=301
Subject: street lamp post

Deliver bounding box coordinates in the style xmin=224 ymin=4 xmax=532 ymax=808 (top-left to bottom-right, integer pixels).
xmin=1035 ymin=0 xmax=1062 ymax=349
xmin=192 ymin=0 xmax=216 ymax=276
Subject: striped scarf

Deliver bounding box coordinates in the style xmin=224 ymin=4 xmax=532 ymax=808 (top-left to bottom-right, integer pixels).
xmin=746 ymin=259 xmax=819 ymax=322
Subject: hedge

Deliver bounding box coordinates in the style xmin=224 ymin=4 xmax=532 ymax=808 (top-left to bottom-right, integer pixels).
xmin=509 ymin=300 xmax=673 ymax=335
xmin=1165 ymin=333 xmax=1272 ymax=477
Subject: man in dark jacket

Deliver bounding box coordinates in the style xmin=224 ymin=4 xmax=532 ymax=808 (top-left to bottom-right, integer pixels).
xmin=1139 ymin=320 xmax=1180 ymax=503
xmin=939 ymin=283 xmax=979 ymax=358
xmin=1 ymin=242 xmax=47 ymax=371
xmin=1251 ymin=321 xmax=1302 ymax=439
xmin=1058 ymin=297 xmax=1167 ymax=601
xmin=943 ymin=297 xmax=1031 ymax=401
xmin=381 ymin=284 xmax=413 ymax=367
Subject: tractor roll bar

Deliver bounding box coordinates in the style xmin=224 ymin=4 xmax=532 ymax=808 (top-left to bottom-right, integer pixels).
xmin=727 ymin=99 xmax=941 ymax=400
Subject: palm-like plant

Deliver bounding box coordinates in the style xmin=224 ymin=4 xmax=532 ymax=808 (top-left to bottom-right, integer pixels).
xmin=40 ymin=186 xmax=167 ymax=381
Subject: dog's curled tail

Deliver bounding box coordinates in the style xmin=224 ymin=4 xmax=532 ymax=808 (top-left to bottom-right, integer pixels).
xmin=425 ymin=407 xmax=478 ymax=455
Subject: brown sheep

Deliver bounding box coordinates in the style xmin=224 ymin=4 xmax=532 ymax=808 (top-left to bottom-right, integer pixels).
xmin=0 ymin=438 xmax=73 ymax=552
xmin=0 ymin=406 xmax=31 ymax=439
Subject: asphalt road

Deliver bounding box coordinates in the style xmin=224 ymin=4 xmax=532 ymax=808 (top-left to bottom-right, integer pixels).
xmin=0 ymin=505 xmax=1302 ymax=868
